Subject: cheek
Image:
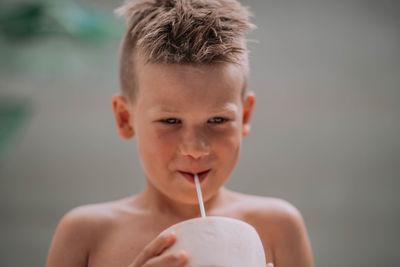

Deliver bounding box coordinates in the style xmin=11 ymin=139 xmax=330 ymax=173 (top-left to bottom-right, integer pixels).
xmin=211 ymin=126 xmax=242 ymax=157
xmin=137 ymin=129 xmax=178 ymax=167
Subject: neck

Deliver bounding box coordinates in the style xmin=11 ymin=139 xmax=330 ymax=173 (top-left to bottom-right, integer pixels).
xmin=136 ymin=182 xmax=227 ymax=221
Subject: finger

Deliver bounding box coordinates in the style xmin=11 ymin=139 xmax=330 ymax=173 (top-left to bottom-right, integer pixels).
xmin=144 ymin=250 xmax=188 ymax=267
xmin=131 ymin=232 xmax=176 ymax=267
xmin=266 ymin=263 xmax=274 ymax=267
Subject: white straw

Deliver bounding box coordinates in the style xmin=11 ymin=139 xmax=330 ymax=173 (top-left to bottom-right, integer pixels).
xmin=194 ymin=174 xmax=206 ymax=218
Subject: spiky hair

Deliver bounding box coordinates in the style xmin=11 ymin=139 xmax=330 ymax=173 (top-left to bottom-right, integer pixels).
xmin=116 ymin=0 xmax=255 ymax=100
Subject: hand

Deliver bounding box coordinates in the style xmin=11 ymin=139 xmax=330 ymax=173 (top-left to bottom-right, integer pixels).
xmin=128 ymin=232 xmax=188 ymax=267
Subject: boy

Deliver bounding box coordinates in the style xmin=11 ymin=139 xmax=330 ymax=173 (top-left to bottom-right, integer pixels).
xmin=47 ymin=0 xmax=313 ymax=266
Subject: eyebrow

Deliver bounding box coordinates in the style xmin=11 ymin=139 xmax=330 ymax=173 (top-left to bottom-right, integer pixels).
xmin=209 ymin=104 xmax=239 ymax=114
xmin=147 ymin=107 xmax=181 ymax=114
xmin=147 ymin=103 xmax=239 ymax=115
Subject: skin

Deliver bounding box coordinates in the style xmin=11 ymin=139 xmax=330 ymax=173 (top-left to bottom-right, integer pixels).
xmin=46 ymin=61 xmax=313 ymax=267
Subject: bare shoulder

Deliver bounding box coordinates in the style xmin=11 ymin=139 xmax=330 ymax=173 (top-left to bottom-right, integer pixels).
xmin=234 ymin=194 xmax=304 ymax=241
xmin=63 ymin=198 xmax=131 ymax=225
xmin=46 ymin=198 xmax=133 ymax=267
xmin=59 ymin=201 xmax=120 ymax=236
xmin=240 ymin=195 xmax=303 ymax=227
xmin=234 ymin=193 xmax=314 ymax=267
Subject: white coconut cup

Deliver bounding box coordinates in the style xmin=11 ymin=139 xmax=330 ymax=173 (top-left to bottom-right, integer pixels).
xmin=159 ymin=216 xmax=266 ymax=267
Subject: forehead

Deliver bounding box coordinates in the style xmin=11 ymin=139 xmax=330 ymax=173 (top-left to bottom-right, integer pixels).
xmin=135 ymin=62 xmax=244 ymax=111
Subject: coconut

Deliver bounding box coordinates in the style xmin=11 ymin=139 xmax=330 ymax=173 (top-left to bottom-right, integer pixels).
xmin=160 ymin=216 xmax=266 ymax=267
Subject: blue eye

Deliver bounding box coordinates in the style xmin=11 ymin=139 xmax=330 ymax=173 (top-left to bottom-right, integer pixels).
xmin=161 ymin=118 xmax=181 ymax=124
xmin=208 ymin=117 xmax=228 ymax=124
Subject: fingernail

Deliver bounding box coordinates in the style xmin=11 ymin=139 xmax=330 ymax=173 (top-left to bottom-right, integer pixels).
xmin=174 ymin=251 xmax=187 ymax=263
xmin=161 ymin=232 xmax=174 ymax=244
xmin=173 ymin=253 xmax=182 ymax=262
xmin=168 ymin=231 xmax=176 ymax=240
xmin=164 ymin=231 xmax=174 ymax=238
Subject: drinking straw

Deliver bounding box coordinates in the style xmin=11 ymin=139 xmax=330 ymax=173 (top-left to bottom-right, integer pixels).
xmin=194 ymin=174 xmax=206 ymax=218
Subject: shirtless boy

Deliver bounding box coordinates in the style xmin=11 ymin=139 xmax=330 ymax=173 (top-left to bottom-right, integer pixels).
xmin=47 ymin=0 xmax=313 ymax=266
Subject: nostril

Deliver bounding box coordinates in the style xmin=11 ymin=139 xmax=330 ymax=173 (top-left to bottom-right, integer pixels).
xmin=179 ymin=136 xmax=211 ymax=159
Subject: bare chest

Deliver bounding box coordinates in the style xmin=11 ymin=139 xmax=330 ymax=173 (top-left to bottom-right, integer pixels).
xmin=86 ymin=200 xmax=272 ymax=267
xmin=87 ymin=222 xmax=162 ymax=267
xmin=87 ymin=210 xmax=246 ymax=267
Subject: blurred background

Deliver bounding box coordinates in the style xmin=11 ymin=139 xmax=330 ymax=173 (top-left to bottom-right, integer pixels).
xmin=0 ymin=0 xmax=399 ymax=266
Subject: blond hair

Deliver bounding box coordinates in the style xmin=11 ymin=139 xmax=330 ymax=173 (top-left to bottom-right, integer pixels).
xmin=116 ymin=0 xmax=255 ymax=100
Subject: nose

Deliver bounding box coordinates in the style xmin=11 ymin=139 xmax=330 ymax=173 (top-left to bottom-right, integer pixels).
xmin=179 ymin=127 xmax=211 ymax=159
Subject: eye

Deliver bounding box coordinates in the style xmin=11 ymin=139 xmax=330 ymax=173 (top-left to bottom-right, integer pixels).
xmin=208 ymin=117 xmax=228 ymax=124
xmin=160 ymin=118 xmax=181 ymax=124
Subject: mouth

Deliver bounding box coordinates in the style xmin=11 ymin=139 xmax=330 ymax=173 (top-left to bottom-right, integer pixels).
xmin=178 ymin=169 xmax=210 ymax=184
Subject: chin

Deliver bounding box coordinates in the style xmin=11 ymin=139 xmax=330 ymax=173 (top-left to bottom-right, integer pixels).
xmin=172 ymin=192 xmax=202 ymax=205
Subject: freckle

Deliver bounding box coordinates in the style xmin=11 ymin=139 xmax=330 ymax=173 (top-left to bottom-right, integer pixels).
xmin=157 ymin=133 xmax=165 ymax=140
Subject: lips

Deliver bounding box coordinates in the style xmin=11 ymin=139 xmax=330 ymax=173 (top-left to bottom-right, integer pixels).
xmin=178 ymin=169 xmax=210 ymax=184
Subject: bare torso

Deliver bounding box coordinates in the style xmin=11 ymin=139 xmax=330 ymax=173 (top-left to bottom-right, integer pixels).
xmin=86 ymin=189 xmax=274 ymax=267
xmin=47 ymin=185 xmax=313 ymax=267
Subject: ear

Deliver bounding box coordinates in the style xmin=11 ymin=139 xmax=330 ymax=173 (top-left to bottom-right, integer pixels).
xmin=242 ymin=91 xmax=256 ymax=137
xmin=111 ymin=94 xmax=135 ymax=140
